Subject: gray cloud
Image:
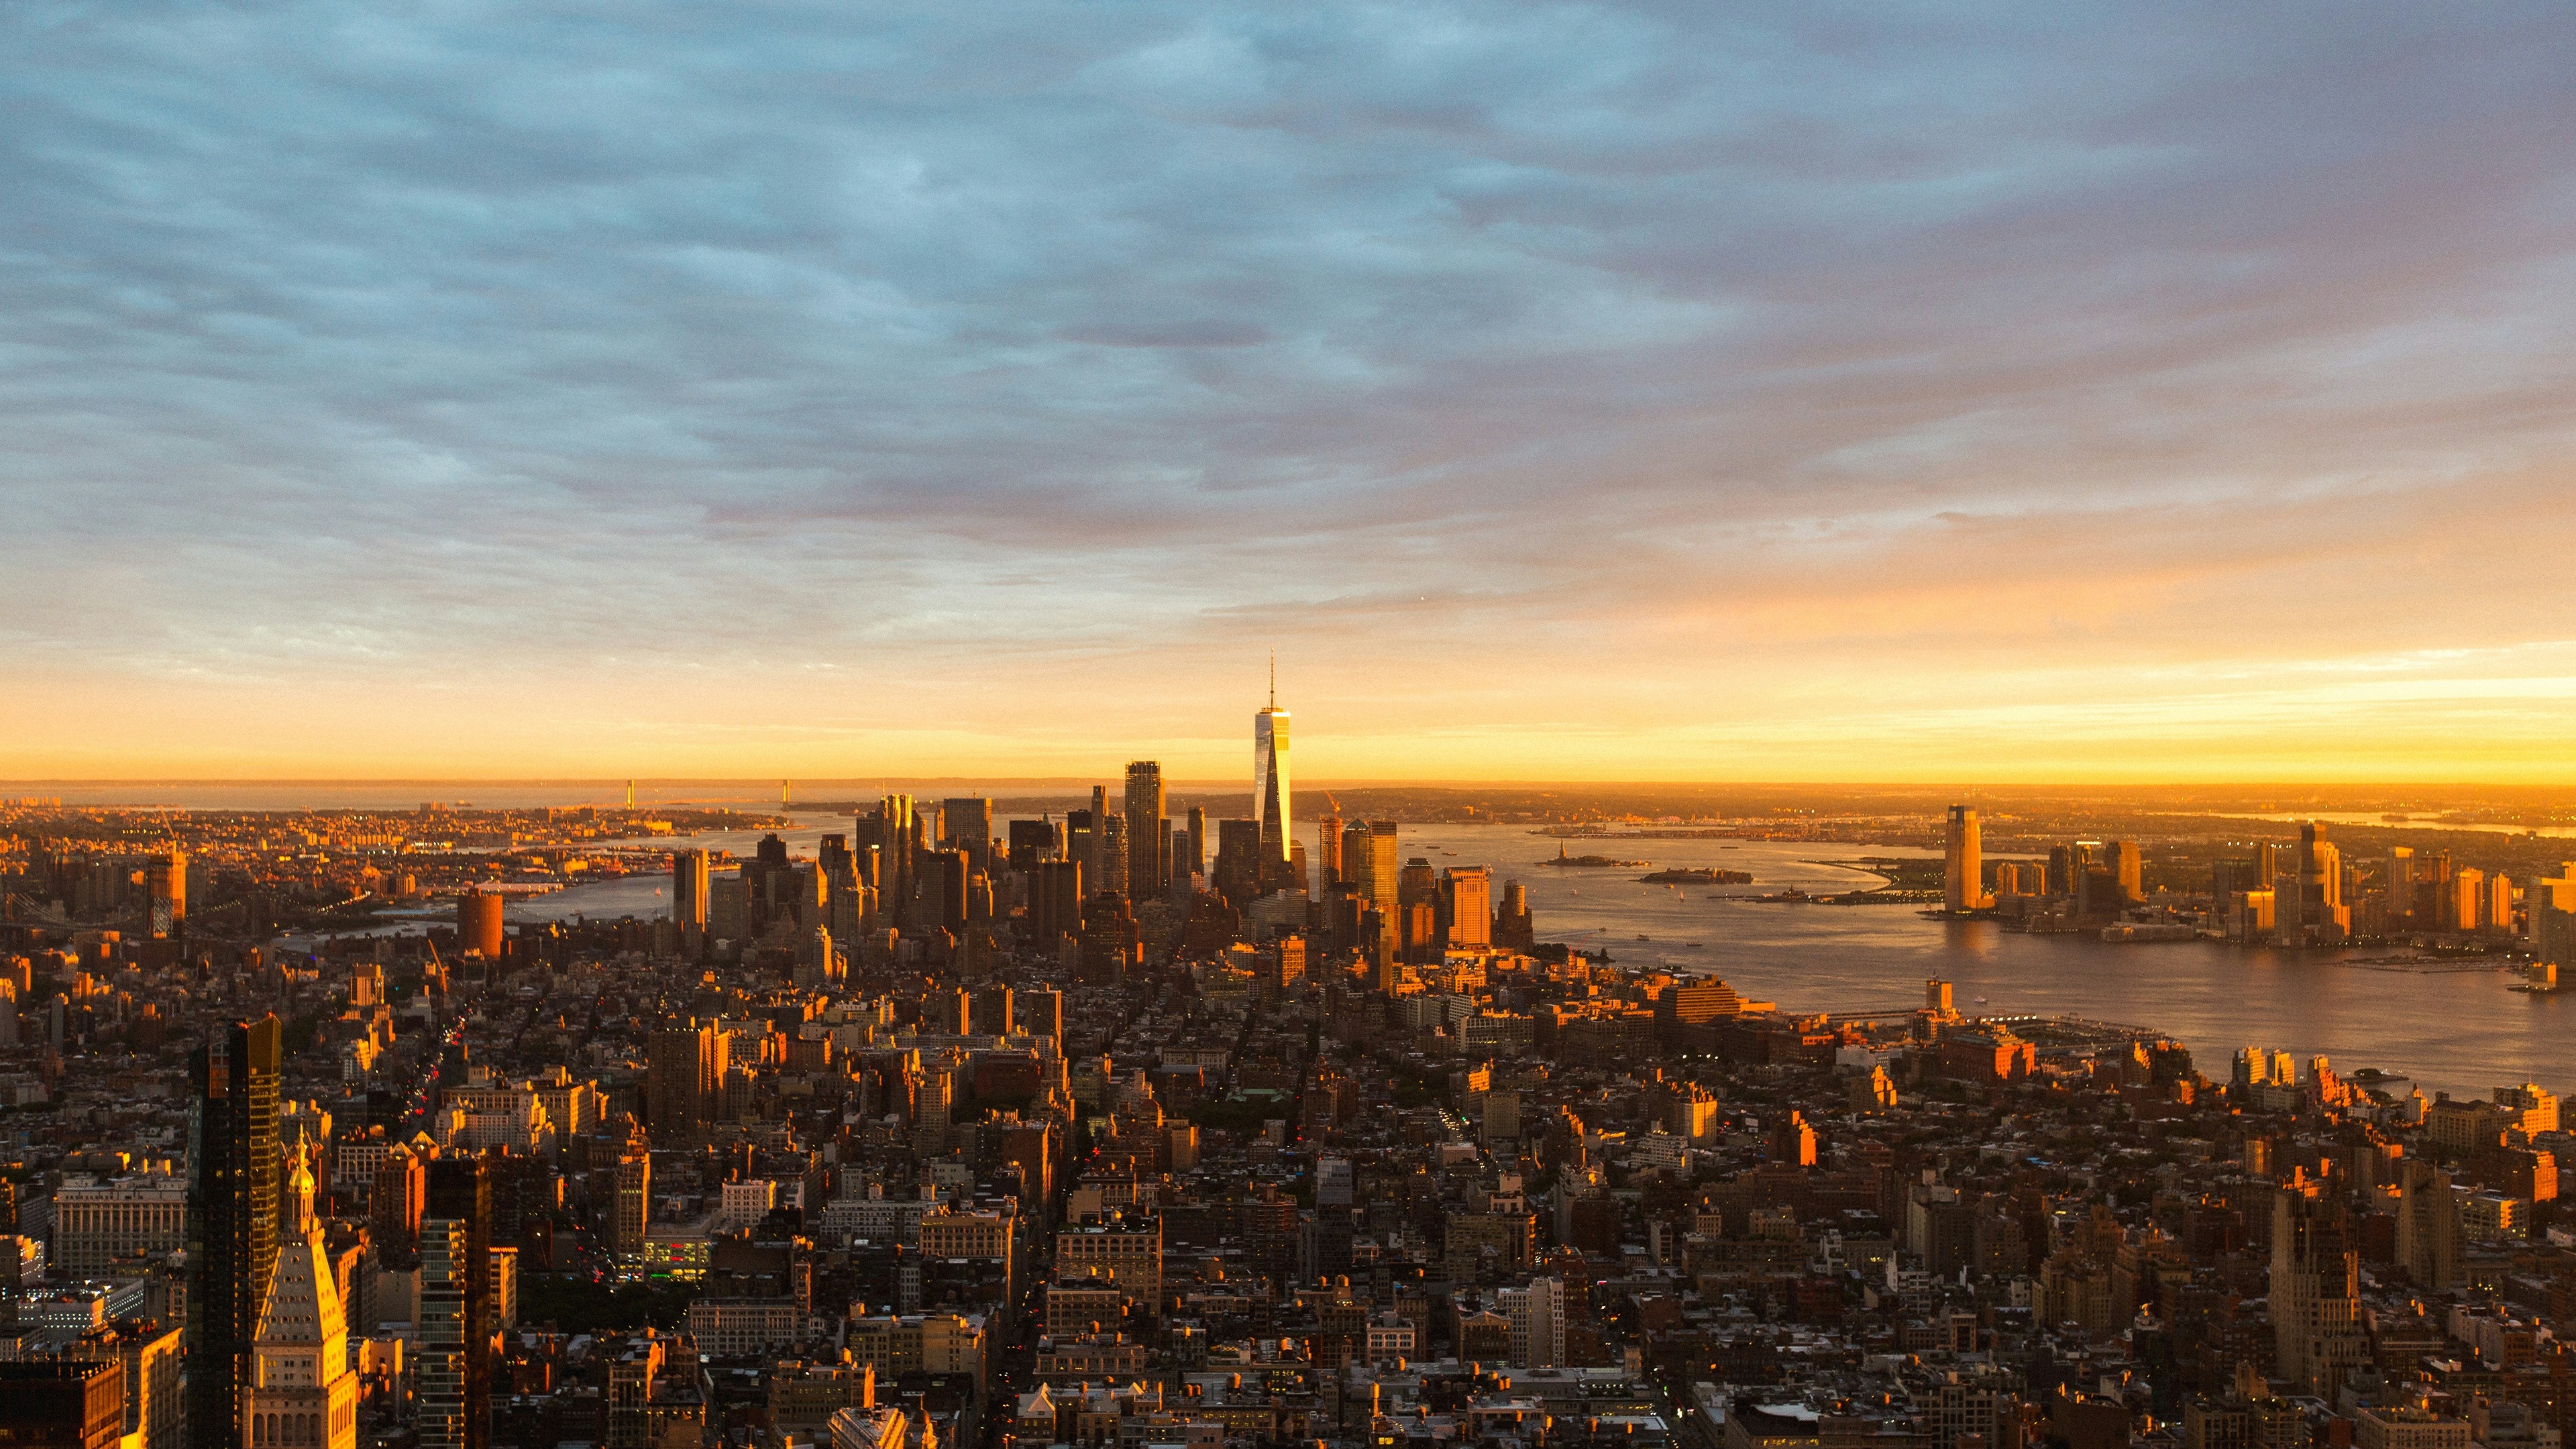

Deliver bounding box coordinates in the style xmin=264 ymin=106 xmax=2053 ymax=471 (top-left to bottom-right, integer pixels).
xmin=6 ymin=1 xmax=2576 ymax=771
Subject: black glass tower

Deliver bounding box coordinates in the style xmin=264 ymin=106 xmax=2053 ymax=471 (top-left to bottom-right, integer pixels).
xmin=187 ymin=1016 xmax=282 ymax=1449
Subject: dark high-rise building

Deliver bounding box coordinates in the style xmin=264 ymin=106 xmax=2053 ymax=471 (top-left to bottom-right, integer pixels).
xmin=0 ymin=1360 xmax=125 ymax=1449
xmin=1495 ymin=880 xmax=1532 ymax=949
xmin=1063 ymin=809 xmax=1095 ymax=885
xmin=818 ymin=833 xmax=852 ymax=881
xmin=942 ymin=798 xmax=994 ymax=870
xmin=1087 ymin=786 xmax=1110 ymax=896
xmin=1098 ymin=813 xmax=1128 ymax=898
xmin=1031 ymin=861 xmax=1084 ymax=941
xmin=919 ymin=849 xmax=969 ymax=934
xmin=1123 ymin=761 xmax=1165 ymax=904
xmin=971 ymin=985 xmax=1014 ymax=1037
xmin=1007 ymin=817 xmax=1060 ymax=872
xmin=1314 ymin=797 xmax=1343 ymax=888
xmin=1214 ymin=818 xmax=1264 ymax=904
xmin=1019 ymin=987 xmax=1063 ymax=1044
xmin=1185 ymin=806 xmax=1206 ymax=877
xmin=646 ymin=1022 xmax=727 ymax=1145
xmin=419 ymin=1159 xmax=492 ymax=1449
xmin=188 ymin=1016 xmax=282 ymax=1449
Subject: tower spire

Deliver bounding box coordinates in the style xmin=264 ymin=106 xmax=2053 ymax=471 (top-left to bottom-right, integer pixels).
xmin=1269 ymin=651 xmax=1276 ymax=709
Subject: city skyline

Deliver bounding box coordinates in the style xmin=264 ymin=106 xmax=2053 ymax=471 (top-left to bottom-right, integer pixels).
xmin=11 ymin=7 xmax=2576 ymax=781
xmin=8 ymin=9 xmax=2576 ymax=1447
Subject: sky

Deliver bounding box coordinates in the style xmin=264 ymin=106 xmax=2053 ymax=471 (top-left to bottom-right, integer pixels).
xmin=6 ymin=2 xmax=2576 ymax=784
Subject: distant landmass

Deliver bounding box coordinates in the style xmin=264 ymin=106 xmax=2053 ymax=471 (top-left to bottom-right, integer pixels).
xmin=1640 ymin=866 xmax=1754 ymax=884
xmin=1538 ymin=853 xmax=1651 ymax=867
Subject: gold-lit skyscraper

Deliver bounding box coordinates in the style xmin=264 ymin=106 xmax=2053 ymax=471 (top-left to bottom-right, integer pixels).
xmin=148 ymin=847 xmax=186 ymax=940
xmin=1346 ymin=820 xmax=1399 ymax=912
xmin=1443 ymin=865 xmax=1491 ymax=950
xmin=1254 ymin=662 xmax=1291 ymax=868
xmin=1943 ymin=806 xmax=1988 ymax=913
xmin=672 ymin=849 xmax=708 ymax=930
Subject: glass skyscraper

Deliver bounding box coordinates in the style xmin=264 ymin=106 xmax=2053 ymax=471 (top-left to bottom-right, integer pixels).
xmin=189 ymin=1016 xmax=282 ymax=1449
xmin=1255 ymin=665 xmax=1291 ymax=867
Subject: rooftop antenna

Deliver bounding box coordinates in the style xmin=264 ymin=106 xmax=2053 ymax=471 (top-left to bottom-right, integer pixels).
xmin=1269 ymin=650 xmax=1276 ymax=709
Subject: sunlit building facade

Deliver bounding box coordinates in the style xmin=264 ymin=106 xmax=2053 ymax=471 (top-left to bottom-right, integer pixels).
xmin=1255 ymin=679 xmax=1291 ymax=870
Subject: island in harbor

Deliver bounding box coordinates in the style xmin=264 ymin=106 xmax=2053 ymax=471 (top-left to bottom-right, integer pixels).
xmin=1538 ymin=852 xmax=1651 ymax=867
xmin=1640 ymin=866 xmax=1754 ymax=884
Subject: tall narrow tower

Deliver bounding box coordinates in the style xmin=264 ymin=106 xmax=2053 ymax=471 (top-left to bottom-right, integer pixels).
xmin=1254 ymin=657 xmax=1292 ymax=871
xmin=189 ymin=1017 xmax=283 ymax=1449
xmin=1122 ymin=761 xmax=1166 ymax=904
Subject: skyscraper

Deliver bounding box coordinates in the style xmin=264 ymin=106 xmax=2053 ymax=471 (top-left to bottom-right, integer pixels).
xmin=2270 ymin=1187 xmax=2367 ymax=1398
xmin=455 ymin=891 xmax=504 ymax=961
xmin=148 ymin=847 xmax=186 ymax=941
xmin=1442 ymin=866 xmax=1491 ymax=951
xmin=419 ymin=1159 xmax=492 ymax=1449
xmin=863 ymin=796 xmax=918 ymax=923
xmin=1185 ymin=806 xmax=1205 ymax=878
xmin=189 ymin=1017 xmax=282 ymax=1449
xmin=941 ymin=798 xmax=993 ymax=870
xmin=1943 ymin=807 xmax=1987 ymax=913
xmin=1254 ymin=665 xmax=1291 ymax=869
xmin=1031 ymin=861 xmax=1084 ymax=940
xmin=1346 ymin=820 xmax=1400 ymax=912
xmin=646 ymin=1021 xmax=727 ymax=1145
xmin=1123 ymin=761 xmax=1165 ymax=904
xmin=610 ymin=1130 xmax=650 ymax=1268
xmin=918 ymin=849 xmax=967 ymax=934
xmin=671 ymin=849 xmax=708 ymax=932
xmin=2284 ymin=820 xmax=2347 ymax=942
xmin=2109 ymin=840 xmax=2143 ymax=904
xmin=1087 ymin=786 xmax=1110 ymax=898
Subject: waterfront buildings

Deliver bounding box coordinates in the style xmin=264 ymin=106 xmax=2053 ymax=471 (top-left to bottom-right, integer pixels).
xmin=6 ymin=749 xmax=2576 ymax=1449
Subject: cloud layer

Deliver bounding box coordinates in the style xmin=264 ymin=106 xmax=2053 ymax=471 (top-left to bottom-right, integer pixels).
xmin=7 ymin=1 xmax=2576 ymax=779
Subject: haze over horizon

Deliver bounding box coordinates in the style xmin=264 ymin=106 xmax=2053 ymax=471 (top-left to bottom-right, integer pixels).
xmin=10 ymin=4 xmax=2576 ymax=781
